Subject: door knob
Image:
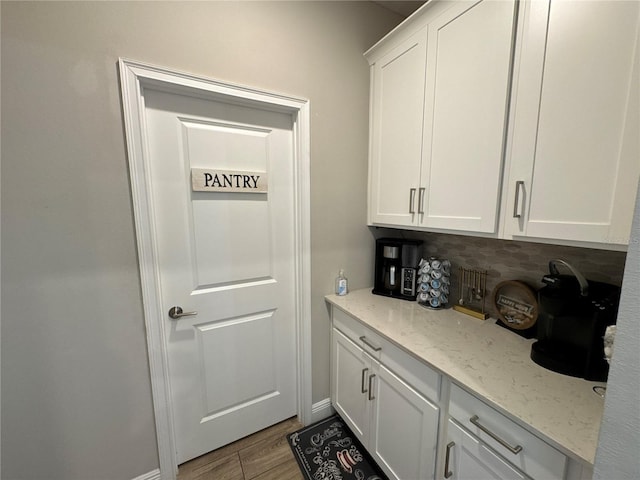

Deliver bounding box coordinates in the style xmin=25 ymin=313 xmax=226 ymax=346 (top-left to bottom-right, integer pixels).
xmin=168 ymin=306 xmax=198 ymax=319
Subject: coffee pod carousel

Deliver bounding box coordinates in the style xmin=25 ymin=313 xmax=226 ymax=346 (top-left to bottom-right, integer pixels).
xmin=417 ymin=257 xmax=451 ymax=309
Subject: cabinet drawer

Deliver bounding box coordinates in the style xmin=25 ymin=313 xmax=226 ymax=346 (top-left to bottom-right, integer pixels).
xmin=333 ymin=307 xmax=384 ymax=359
xmin=449 ymin=383 xmax=567 ymax=479
xmin=332 ymin=306 xmax=440 ymax=402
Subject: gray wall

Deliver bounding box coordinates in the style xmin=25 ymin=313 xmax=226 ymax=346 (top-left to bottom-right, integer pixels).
xmin=1 ymin=2 xmax=403 ymax=478
xmin=594 ymin=184 xmax=640 ymax=478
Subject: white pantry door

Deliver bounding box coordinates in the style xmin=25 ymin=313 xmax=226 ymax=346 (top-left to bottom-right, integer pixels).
xmin=143 ymin=88 xmax=297 ymax=464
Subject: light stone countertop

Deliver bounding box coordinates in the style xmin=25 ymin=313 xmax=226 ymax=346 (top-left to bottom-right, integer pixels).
xmin=326 ymin=288 xmax=606 ymax=466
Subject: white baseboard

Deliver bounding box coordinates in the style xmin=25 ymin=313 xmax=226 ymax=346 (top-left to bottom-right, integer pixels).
xmin=132 ymin=468 xmax=161 ymax=480
xmin=311 ymin=397 xmax=335 ymax=423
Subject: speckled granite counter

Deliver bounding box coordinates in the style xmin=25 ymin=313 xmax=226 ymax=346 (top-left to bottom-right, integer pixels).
xmin=326 ymin=288 xmax=606 ymax=466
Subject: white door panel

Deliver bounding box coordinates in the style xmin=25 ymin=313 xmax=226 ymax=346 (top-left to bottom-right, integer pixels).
xmin=504 ymin=0 xmax=640 ymax=245
xmin=371 ymin=363 xmax=439 ymax=480
xmin=369 ymin=28 xmax=428 ymax=226
xmin=447 ymin=419 xmax=527 ymax=480
xmin=421 ymin=0 xmax=515 ymax=232
xmin=144 ymin=88 xmax=296 ymax=463
xmin=331 ymin=329 xmax=370 ymax=446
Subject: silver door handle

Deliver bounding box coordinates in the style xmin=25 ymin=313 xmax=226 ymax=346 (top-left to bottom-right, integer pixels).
xmin=513 ymin=180 xmax=525 ymax=218
xmin=418 ymin=187 xmax=426 ymax=214
xmin=361 ymin=368 xmax=369 ymax=394
xmin=368 ymin=374 xmax=376 ymax=401
xmin=444 ymin=441 xmax=455 ymax=478
xmin=168 ymin=306 xmax=198 ymax=319
xmin=409 ymin=188 xmax=417 ymax=214
xmin=470 ymin=415 xmax=523 ymax=454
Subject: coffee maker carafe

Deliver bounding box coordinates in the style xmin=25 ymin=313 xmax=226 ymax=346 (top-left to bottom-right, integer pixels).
xmin=382 ymin=244 xmax=400 ymax=292
xmin=373 ymin=238 xmax=422 ymax=300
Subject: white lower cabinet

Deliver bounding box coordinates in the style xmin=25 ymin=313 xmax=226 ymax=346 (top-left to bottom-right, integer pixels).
xmin=370 ymin=361 xmax=439 ymax=480
xmin=445 ymin=419 xmax=529 ymax=480
xmin=446 ymin=383 xmax=568 ymax=480
xmin=331 ymin=311 xmax=440 ymax=480
xmin=330 ymin=306 xmax=591 ymax=480
xmin=332 ymin=327 xmax=371 ymax=447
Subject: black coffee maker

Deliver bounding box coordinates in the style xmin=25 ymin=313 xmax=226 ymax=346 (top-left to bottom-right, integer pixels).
xmin=531 ymin=259 xmax=620 ymax=381
xmin=372 ymin=238 xmax=422 ymax=300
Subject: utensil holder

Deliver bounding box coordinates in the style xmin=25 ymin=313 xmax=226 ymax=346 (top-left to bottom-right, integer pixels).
xmin=453 ymin=266 xmax=489 ymax=319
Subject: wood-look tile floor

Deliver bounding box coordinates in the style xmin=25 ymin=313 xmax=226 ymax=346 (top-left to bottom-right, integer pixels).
xmin=177 ymin=417 xmax=305 ymax=480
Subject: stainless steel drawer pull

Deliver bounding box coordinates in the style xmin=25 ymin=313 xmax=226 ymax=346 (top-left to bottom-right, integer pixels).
xmin=409 ymin=188 xmax=417 ymax=214
xmin=470 ymin=415 xmax=523 ymax=454
xmin=361 ymin=368 xmax=369 ymax=394
xmin=368 ymin=374 xmax=376 ymax=401
xmin=359 ymin=336 xmax=382 ymax=352
xmin=444 ymin=441 xmax=455 ymax=478
xmin=418 ymin=187 xmax=426 ymax=214
xmin=513 ymin=180 xmax=525 ymax=218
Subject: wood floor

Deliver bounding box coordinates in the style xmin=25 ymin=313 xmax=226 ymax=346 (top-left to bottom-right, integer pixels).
xmin=177 ymin=417 xmax=305 ymax=480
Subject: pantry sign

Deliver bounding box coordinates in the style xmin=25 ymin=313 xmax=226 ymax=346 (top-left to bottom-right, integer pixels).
xmin=191 ymin=168 xmax=268 ymax=193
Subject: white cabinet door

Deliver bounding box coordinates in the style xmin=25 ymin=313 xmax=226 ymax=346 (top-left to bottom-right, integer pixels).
xmin=331 ymin=323 xmax=440 ymax=480
xmin=331 ymin=328 xmax=371 ymax=447
xmin=369 ymin=28 xmax=427 ymax=226
xmin=445 ymin=419 xmax=528 ymax=480
xmin=370 ymin=363 xmax=439 ymax=480
xmin=368 ymin=0 xmax=517 ymax=233
xmin=419 ymin=0 xmax=516 ymax=233
xmin=504 ymin=0 xmax=640 ymax=245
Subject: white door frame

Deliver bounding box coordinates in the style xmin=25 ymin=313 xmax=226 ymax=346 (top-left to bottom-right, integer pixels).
xmin=118 ymin=58 xmax=312 ymax=479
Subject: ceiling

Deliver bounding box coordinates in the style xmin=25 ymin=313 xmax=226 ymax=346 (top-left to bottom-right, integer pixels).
xmin=373 ymin=1 xmax=426 ymax=17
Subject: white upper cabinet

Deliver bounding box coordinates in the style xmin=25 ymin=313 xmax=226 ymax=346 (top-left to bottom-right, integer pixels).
xmin=369 ymin=27 xmax=428 ymax=227
xmin=367 ymin=0 xmax=640 ymax=248
xmin=367 ymin=0 xmax=517 ymax=233
xmin=421 ymin=0 xmax=516 ymax=232
xmin=503 ymin=0 xmax=640 ymax=246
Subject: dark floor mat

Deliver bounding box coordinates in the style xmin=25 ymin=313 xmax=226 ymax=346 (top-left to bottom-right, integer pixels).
xmin=287 ymin=414 xmax=388 ymax=480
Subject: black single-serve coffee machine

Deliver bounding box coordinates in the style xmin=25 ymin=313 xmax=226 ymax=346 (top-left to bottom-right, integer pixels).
xmin=531 ymin=259 xmax=620 ymax=382
xmin=372 ymin=238 xmax=423 ymax=300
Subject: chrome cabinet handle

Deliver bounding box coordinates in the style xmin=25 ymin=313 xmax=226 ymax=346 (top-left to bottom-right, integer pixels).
xmin=513 ymin=180 xmax=525 ymax=218
xmin=418 ymin=187 xmax=426 ymax=214
xmin=359 ymin=336 xmax=382 ymax=352
xmin=444 ymin=441 xmax=455 ymax=478
xmin=368 ymin=374 xmax=376 ymax=401
xmin=470 ymin=415 xmax=523 ymax=454
xmin=409 ymin=188 xmax=417 ymax=214
xmin=168 ymin=306 xmax=198 ymax=319
xmin=361 ymin=368 xmax=369 ymax=394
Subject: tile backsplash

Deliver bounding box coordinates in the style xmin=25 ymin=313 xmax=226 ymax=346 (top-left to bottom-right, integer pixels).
xmin=372 ymin=228 xmax=627 ymax=318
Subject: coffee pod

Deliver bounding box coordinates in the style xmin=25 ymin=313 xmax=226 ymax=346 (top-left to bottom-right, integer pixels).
xmin=429 ymin=288 xmax=441 ymax=298
xmin=430 ymin=259 xmax=442 ymax=270
xmin=442 ymin=262 xmax=451 ymax=275
xmin=419 ymin=292 xmax=429 ymax=302
xmin=430 ymin=296 xmax=441 ymax=308
xmin=440 ymin=293 xmax=448 ymax=304
xmin=430 ymin=279 xmax=441 ymax=289
xmin=431 ymin=269 xmax=442 ymax=280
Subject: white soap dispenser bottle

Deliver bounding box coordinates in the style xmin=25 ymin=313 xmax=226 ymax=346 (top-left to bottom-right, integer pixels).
xmin=335 ymin=269 xmax=348 ymax=296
